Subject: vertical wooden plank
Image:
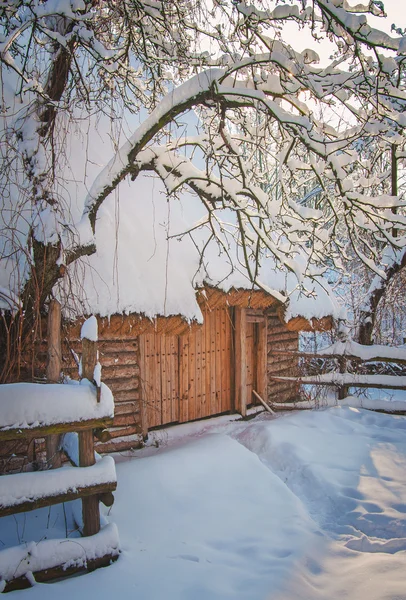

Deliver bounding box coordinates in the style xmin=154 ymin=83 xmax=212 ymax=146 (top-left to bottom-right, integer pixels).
xmin=201 ymin=315 xmax=207 ymax=417
xmin=156 ymin=334 xmax=163 ymax=426
xmin=189 ymin=329 xmax=196 ymax=421
xmin=163 ymin=335 xmax=172 ymax=425
xmin=247 ymin=322 xmax=255 ymax=405
xmin=210 ymin=309 xmax=216 ymax=415
xmin=138 ymin=335 xmax=148 ymax=438
xmin=205 ymin=310 xmax=212 ymax=417
xmin=257 ymin=319 xmax=268 ymax=402
xmin=229 ymin=308 xmax=235 ymax=412
xmin=215 ymin=308 xmax=222 ymax=414
xmin=234 ymin=308 xmax=247 ymax=417
xmin=160 ymin=336 xmax=167 ymax=424
xmin=195 ymin=327 xmax=202 ymax=419
xmin=219 ymin=308 xmax=227 ymax=412
xmin=147 ymin=334 xmax=155 ymax=428
xmin=170 ymin=336 xmax=179 ymax=423
xmin=179 ymin=335 xmax=188 ymax=422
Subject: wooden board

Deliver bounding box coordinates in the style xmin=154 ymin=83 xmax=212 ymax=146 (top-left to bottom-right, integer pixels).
xmin=0 ymin=480 xmax=117 ymax=518
xmin=0 ymin=417 xmax=114 ymax=443
xmin=139 ymin=333 xmax=179 ymax=429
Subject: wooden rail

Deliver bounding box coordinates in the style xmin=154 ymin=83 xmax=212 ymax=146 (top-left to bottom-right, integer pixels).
xmin=268 ymin=344 xmax=406 ymax=413
xmin=269 ymin=374 xmax=406 ymax=390
xmin=0 ymin=416 xmax=114 ymax=442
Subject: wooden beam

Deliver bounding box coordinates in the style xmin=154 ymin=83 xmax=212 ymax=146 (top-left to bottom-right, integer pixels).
xmin=257 ymin=319 xmax=268 ymax=402
xmin=0 ymin=417 xmax=114 ymax=442
xmin=234 ymin=308 xmax=247 ymax=417
xmin=268 ymin=374 xmax=406 ymax=390
xmin=0 ymin=480 xmax=116 ymax=518
xmin=79 ymin=428 xmax=100 ymax=537
xmin=2 ymin=553 xmax=119 ymax=593
xmin=269 ymin=349 xmax=406 ymax=367
xmin=138 ymin=334 xmax=149 ymax=439
xmin=46 ymin=299 xmax=62 ymax=469
xmin=253 ymin=390 xmax=275 ymax=415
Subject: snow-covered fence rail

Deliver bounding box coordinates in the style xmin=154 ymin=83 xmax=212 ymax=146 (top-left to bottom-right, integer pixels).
xmin=269 ymin=341 xmax=406 ymax=366
xmin=268 ymin=342 xmax=406 ymax=414
xmin=0 ymin=319 xmax=119 ymax=592
xmin=0 ymin=457 xmax=116 ymax=518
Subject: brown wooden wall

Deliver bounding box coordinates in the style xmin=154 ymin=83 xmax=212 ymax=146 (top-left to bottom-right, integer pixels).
xmin=2 ymin=306 xmax=301 ymax=471
xmin=62 ymin=335 xmax=143 ymax=453
xmin=139 ymin=307 xmax=234 ymax=430
xmin=267 ymin=311 xmax=299 ymax=403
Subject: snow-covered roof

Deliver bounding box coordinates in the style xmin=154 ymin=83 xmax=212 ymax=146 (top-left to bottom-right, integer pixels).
xmin=59 ymin=172 xmax=344 ymax=329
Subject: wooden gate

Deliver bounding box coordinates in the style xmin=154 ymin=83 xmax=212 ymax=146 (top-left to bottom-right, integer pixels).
xmin=139 ymin=307 xmax=233 ymax=429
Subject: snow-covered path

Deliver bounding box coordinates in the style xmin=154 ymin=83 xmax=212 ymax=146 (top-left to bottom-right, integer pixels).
xmin=2 ymin=407 xmax=406 ymax=599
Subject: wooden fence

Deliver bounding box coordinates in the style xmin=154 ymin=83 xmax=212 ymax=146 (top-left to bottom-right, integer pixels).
xmin=0 ymin=325 xmax=119 ymax=592
xmin=267 ymin=340 xmax=406 ymax=413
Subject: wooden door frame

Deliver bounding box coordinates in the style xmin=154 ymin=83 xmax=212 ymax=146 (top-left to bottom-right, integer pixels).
xmin=234 ymin=308 xmax=268 ymax=417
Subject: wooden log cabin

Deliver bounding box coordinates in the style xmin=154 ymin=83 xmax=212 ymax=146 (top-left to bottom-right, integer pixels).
xmin=50 ymin=285 xmax=333 ymax=455
xmin=0 ymin=283 xmax=334 ymax=472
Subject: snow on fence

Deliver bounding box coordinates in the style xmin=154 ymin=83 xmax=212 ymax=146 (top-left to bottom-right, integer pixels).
xmin=0 ymin=317 xmax=119 ymax=592
xmin=268 ymin=342 xmax=406 ymax=414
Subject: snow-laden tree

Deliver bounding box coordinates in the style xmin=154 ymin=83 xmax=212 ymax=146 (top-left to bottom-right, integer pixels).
xmin=1 ymin=0 xmax=406 ymax=378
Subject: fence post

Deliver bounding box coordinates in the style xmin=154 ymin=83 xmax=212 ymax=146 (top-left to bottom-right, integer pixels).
xmin=79 ymin=318 xmax=100 ymax=536
xmin=338 ymin=355 xmax=349 ymax=400
xmin=46 ymin=299 xmax=62 ymax=469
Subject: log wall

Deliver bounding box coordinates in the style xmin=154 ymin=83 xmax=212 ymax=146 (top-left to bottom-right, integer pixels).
xmin=62 ymin=334 xmax=143 ymax=453
xmin=267 ymin=311 xmax=299 ymax=403
xmin=2 ymin=306 xmax=302 ymax=471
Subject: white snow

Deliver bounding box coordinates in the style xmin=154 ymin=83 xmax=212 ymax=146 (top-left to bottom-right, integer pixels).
xmin=0 ymin=523 xmax=119 ymax=583
xmin=2 ymin=405 xmax=406 ymax=598
xmin=0 ymin=456 xmax=116 ymax=510
xmin=80 ymin=315 xmax=98 ymax=342
xmin=0 ymin=380 xmax=114 ymax=431
xmin=305 ymin=339 xmax=406 ymax=362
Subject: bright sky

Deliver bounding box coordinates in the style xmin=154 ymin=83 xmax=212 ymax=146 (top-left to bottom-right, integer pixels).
xmin=283 ymin=0 xmax=406 ymax=64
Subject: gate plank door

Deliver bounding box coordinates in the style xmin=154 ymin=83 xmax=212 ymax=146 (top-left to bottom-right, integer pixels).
xmin=140 ymin=333 xmax=179 ymax=429
xmin=179 ymin=307 xmax=233 ymax=422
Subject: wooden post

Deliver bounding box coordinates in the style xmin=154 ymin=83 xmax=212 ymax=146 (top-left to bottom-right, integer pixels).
xmin=256 ymin=319 xmax=268 ymax=403
xmin=139 ymin=335 xmax=149 ymax=440
xmin=234 ymin=308 xmax=247 ymax=417
xmin=46 ymin=299 xmax=62 ymax=469
xmin=79 ymin=331 xmax=100 ymax=537
xmin=337 ymin=355 xmax=349 ymax=400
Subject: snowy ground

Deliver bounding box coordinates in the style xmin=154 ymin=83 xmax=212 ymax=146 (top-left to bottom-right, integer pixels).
xmin=2 ymin=406 xmax=406 ymax=599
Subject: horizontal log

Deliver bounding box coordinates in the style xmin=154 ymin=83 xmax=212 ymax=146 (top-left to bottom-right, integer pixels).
xmin=106 ymin=425 xmax=142 ymax=439
xmin=112 ymin=413 xmax=141 ymax=428
xmin=103 ymin=377 xmax=139 ymax=392
xmin=98 ymin=352 xmax=139 ymax=368
xmin=102 ymin=364 xmax=140 ymax=379
xmin=99 ymin=339 xmax=139 ymax=352
xmin=268 ymin=339 xmax=299 ymax=350
xmin=267 ymin=356 xmax=299 ymax=371
xmin=95 ymin=436 xmax=143 ymax=454
xmin=268 ymin=349 xmax=406 ymax=367
xmin=3 ymin=552 xmax=119 ymax=593
xmin=268 ymin=374 xmax=406 ymax=390
xmin=0 ymin=480 xmax=117 ymax=518
xmin=268 ymin=363 xmax=299 ymax=376
xmin=113 ymin=389 xmax=141 ymax=402
xmin=113 ymin=401 xmax=140 ymax=416
xmin=0 ymin=417 xmax=114 ymax=442
xmin=94 ymin=428 xmax=112 ymax=443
